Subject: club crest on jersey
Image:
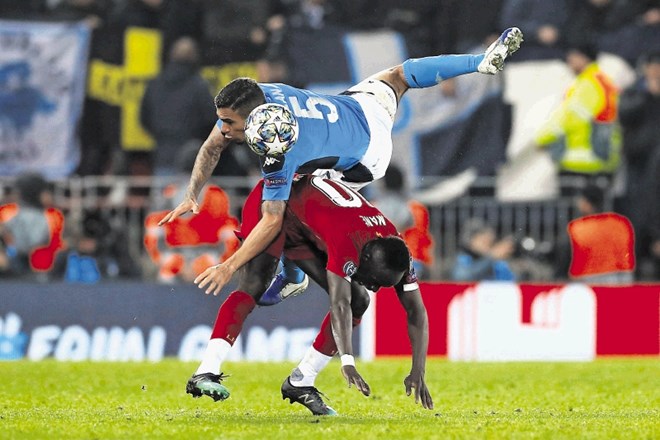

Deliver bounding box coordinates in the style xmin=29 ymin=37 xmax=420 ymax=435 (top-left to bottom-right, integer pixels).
xmin=343 ymin=261 xmax=357 ymax=277
xmin=260 ymin=154 xmax=285 ymax=173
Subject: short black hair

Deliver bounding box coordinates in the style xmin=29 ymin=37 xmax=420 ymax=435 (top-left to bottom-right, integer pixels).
xmin=15 ymin=172 xmax=49 ymax=208
xmin=566 ymin=37 xmax=599 ymax=61
xmin=214 ymin=77 xmax=266 ymax=118
xmin=361 ymin=236 xmax=410 ymax=275
xmin=580 ymin=184 xmax=605 ymax=211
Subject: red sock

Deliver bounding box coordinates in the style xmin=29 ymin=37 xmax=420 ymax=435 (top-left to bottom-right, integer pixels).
xmin=312 ymin=312 xmax=362 ymax=356
xmin=210 ymin=291 xmax=256 ymax=344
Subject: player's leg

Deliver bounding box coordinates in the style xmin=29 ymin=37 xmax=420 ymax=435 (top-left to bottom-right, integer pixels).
xmin=186 ymin=252 xmax=279 ymax=401
xmin=257 ymin=255 xmax=309 ymax=306
xmin=370 ymin=27 xmax=524 ymax=101
xmin=282 ymin=274 xmax=370 ymax=415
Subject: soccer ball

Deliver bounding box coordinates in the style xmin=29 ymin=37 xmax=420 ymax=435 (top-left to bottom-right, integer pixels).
xmin=244 ymin=103 xmax=299 ymax=156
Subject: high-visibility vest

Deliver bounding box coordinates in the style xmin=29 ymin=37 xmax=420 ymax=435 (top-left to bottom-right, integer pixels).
xmin=568 ymin=212 xmax=635 ymax=278
xmin=535 ymin=63 xmax=621 ymax=174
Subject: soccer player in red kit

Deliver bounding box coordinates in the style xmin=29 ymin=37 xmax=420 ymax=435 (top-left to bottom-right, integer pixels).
xmin=189 ymin=175 xmax=432 ymax=415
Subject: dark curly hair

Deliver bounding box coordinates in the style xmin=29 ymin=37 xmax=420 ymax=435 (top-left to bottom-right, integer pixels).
xmin=213 ymin=77 xmax=266 ymax=118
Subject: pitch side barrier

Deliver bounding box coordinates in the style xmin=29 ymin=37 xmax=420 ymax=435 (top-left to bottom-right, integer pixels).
xmin=0 ymin=281 xmax=657 ymax=362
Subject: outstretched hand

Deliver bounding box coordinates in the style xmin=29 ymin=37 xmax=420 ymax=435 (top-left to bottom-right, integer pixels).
xmin=341 ymin=365 xmax=371 ymax=396
xmin=158 ymin=198 xmax=200 ymax=226
xmin=194 ymin=263 xmax=234 ymax=295
xmin=404 ymin=371 xmax=433 ymax=409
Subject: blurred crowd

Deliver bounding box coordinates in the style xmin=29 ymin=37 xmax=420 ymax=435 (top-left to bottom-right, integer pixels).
xmin=1 ymin=0 xmax=659 ymax=283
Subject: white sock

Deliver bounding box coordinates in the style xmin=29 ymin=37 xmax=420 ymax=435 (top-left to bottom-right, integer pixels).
xmin=195 ymin=338 xmax=232 ymax=375
xmin=289 ymin=347 xmax=333 ymax=387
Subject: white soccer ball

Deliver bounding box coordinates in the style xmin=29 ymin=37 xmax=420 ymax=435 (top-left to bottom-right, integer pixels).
xmin=244 ymin=103 xmax=299 ymax=156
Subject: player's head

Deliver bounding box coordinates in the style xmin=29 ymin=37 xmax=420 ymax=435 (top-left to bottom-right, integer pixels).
xmin=214 ymin=78 xmax=266 ymax=143
xmin=353 ymin=236 xmax=410 ymax=291
xmin=215 ymin=78 xmax=266 ymax=117
xmin=565 ymin=38 xmax=598 ymax=75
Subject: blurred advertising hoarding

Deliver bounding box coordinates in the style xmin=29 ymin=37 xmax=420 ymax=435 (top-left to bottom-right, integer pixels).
xmin=0 ymin=281 xmax=657 ymax=362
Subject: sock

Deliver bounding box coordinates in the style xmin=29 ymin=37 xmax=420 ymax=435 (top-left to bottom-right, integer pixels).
xmin=210 ymin=290 xmax=256 ymax=341
xmin=195 ymin=338 xmax=232 ymax=375
xmin=312 ymin=312 xmax=363 ymax=357
xmin=280 ymin=256 xmax=305 ymax=283
xmin=289 ymin=347 xmax=332 ymax=387
xmin=402 ymin=54 xmax=485 ymax=88
xmin=290 ymin=313 xmax=363 ymax=387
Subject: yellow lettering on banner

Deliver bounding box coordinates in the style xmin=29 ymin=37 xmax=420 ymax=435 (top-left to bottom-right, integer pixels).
xmin=86 ymin=27 xmax=161 ymax=151
xmin=201 ymin=63 xmax=258 ymax=94
xmin=122 ymin=28 xmax=161 ymax=151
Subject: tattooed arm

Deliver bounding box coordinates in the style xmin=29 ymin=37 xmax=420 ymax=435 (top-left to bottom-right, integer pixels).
xmin=158 ymin=125 xmax=229 ymax=225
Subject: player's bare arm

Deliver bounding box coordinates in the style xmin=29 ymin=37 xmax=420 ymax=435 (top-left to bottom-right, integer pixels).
xmin=370 ymin=65 xmax=410 ymax=102
xmin=158 ymin=125 xmax=229 ymax=226
xmin=395 ymin=284 xmax=433 ymax=409
xmin=195 ymin=200 xmax=286 ymax=295
xmin=327 ymin=272 xmax=371 ymax=396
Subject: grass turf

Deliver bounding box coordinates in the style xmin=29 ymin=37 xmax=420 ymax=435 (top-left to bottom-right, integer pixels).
xmin=1 ymin=358 xmax=658 ymax=439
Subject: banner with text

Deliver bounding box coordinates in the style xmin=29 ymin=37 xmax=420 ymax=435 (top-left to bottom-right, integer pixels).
xmin=0 ymin=20 xmax=90 ymax=178
xmin=0 ymin=282 xmax=338 ymax=362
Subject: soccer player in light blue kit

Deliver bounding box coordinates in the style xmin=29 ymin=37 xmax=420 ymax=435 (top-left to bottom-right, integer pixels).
xmin=161 ymin=27 xmax=523 ymax=300
xmin=159 ymin=28 xmax=523 ymax=407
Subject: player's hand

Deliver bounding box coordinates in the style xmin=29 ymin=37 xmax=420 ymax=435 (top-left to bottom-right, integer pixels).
xmin=158 ymin=198 xmax=200 ymax=226
xmin=341 ymin=365 xmax=371 ymax=396
xmin=194 ymin=263 xmax=234 ymax=295
xmin=404 ymin=371 xmax=433 ymax=409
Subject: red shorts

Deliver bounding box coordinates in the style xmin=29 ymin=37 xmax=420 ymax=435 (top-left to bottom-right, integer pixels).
xmin=236 ymin=180 xmax=319 ymax=261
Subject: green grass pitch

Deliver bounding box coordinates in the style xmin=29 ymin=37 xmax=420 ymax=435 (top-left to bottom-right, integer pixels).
xmin=1 ymin=358 xmax=658 ymax=439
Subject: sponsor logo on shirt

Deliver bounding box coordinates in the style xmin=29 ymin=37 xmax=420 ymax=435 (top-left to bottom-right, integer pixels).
xmin=343 ymin=261 xmax=357 ymax=277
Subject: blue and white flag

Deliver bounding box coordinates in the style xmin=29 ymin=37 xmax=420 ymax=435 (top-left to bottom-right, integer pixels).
xmin=0 ymin=20 xmax=90 ymax=178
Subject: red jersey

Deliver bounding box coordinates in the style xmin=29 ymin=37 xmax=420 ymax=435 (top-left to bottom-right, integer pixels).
xmin=239 ymin=175 xmax=418 ymax=286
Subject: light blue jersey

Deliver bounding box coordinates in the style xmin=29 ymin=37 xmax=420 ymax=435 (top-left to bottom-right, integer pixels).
xmin=257 ymin=83 xmax=371 ymax=201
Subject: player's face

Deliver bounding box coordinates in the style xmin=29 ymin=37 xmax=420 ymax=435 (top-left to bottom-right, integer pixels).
xmin=351 ymin=271 xmax=383 ymax=292
xmin=352 ymin=267 xmax=404 ymax=292
xmin=216 ymin=107 xmax=247 ymax=143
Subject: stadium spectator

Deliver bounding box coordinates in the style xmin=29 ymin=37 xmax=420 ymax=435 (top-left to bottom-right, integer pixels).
xmin=47 ymin=0 xmax=110 ymax=29
xmin=0 ymin=0 xmax=46 ymax=19
xmin=372 ymin=165 xmax=435 ymax=279
xmin=199 ymin=0 xmax=274 ymax=65
xmin=450 ymin=218 xmax=516 ymax=281
xmin=158 ymin=27 xmax=524 ymax=306
xmin=523 ymin=40 xmax=621 ymax=192
xmin=618 ymin=51 xmax=660 ymax=279
xmin=603 ymin=1 xmax=660 ymax=65
xmin=569 ymin=0 xmax=660 ymax=66
xmin=53 ymin=210 xmax=140 ymax=283
xmin=432 ymin=0 xmax=504 ymax=55
xmin=499 ymin=0 xmax=570 ymax=61
xmin=139 ymin=36 xmax=215 ymax=177
xmin=647 ymin=150 xmax=660 ymax=279
xmin=188 ymin=175 xmax=432 ymax=415
xmin=0 ymin=173 xmax=64 ymax=281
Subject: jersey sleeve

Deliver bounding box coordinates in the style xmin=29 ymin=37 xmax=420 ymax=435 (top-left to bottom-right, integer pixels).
xmin=260 ymin=154 xmax=296 ymax=201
